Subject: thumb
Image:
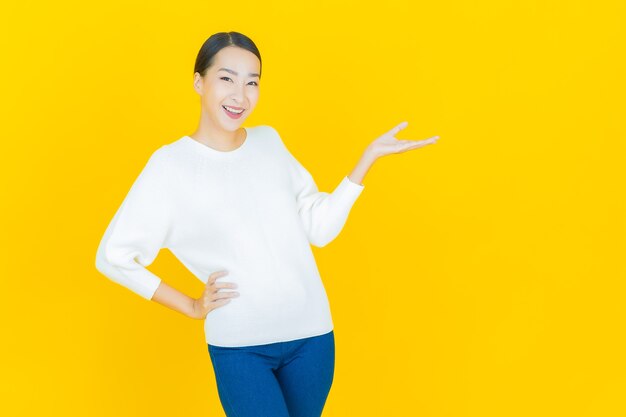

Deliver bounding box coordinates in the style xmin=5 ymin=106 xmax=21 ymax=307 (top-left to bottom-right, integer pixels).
xmin=387 ymin=121 xmax=408 ymax=136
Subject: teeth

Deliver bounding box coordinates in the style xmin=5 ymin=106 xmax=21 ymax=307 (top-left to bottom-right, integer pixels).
xmin=223 ymin=105 xmax=244 ymax=114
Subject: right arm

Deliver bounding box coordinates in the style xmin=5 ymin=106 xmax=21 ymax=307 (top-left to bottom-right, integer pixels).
xmin=94 ymin=148 xmax=238 ymax=319
xmin=94 ymin=148 xmax=171 ymax=300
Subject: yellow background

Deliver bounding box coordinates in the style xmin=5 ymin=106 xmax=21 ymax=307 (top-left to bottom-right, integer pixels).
xmin=2 ymin=0 xmax=625 ymax=416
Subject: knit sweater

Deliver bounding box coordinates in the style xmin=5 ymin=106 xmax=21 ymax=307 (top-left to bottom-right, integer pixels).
xmin=95 ymin=125 xmax=365 ymax=347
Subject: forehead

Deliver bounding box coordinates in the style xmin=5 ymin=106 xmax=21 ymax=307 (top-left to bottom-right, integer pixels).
xmin=213 ymin=46 xmax=260 ymax=75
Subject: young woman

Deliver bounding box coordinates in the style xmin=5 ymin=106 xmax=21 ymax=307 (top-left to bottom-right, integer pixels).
xmin=95 ymin=31 xmax=439 ymax=417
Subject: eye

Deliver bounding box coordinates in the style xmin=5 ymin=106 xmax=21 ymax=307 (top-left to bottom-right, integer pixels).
xmin=221 ymin=77 xmax=258 ymax=86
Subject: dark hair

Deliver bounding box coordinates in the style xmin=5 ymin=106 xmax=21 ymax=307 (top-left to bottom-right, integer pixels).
xmin=194 ymin=32 xmax=262 ymax=78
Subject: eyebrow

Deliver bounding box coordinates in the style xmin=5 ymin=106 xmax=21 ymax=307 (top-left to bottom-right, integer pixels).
xmin=218 ymin=67 xmax=260 ymax=78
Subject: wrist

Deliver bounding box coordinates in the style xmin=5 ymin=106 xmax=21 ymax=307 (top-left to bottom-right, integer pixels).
xmin=186 ymin=298 xmax=198 ymax=319
xmin=363 ymin=146 xmax=380 ymax=162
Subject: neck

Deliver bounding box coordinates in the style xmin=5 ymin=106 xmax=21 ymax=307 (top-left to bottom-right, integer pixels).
xmin=190 ymin=117 xmax=245 ymax=152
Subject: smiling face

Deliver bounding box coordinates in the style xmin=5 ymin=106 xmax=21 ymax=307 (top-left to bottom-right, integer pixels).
xmin=193 ymin=46 xmax=261 ymax=132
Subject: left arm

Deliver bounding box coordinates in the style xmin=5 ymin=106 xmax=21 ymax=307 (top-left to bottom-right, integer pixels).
xmin=278 ymin=122 xmax=439 ymax=247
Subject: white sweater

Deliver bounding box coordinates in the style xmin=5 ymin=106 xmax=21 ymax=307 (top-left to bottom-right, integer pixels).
xmin=95 ymin=125 xmax=365 ymax=347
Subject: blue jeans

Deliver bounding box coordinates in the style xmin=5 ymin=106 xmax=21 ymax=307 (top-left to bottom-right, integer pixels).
xmin=208 ymin=330 xmax=335 ymax=417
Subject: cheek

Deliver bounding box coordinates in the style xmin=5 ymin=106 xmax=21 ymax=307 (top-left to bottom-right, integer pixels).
xmin=206 ymin=84 xmax=229 ymax=101
xmin=247 ymin=88 xmax=260 ymax=103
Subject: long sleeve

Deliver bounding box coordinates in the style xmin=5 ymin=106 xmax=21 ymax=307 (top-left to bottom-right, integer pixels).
xmin=95 ymin=147 xmax=173 ymax=300
xmin=283 ymin=142 xmax=365 ymax=248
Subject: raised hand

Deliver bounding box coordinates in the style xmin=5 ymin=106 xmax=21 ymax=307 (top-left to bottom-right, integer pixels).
xmin=347 ymin=121 xmax=440 ymax=185
xmin=367 ymin=121 xmax=439 ymax=159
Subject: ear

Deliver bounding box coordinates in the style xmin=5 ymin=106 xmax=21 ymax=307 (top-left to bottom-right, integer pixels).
xmin=193 ymin=73 xmax=203 ymax=94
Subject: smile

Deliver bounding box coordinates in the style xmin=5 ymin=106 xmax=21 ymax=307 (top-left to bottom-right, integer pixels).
xmin=222 ymin=105 xmax=244 ymax=114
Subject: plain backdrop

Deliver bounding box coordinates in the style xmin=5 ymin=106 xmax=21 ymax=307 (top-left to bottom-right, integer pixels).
xmin=1 ymin=1 xmax=625 ymax=416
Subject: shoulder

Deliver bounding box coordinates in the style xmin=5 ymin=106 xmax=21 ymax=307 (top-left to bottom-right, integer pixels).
xmin=144 ymin=145 xmax=172 ymax=170
xmin=251 ymin=124 xmax=289 ymax=152
xmin=150 ymin=144 xmax=171 ymax=161
xmin=252 ymin=124 xmax=279 ymax=140
xmin=134 ymin=145 xmax=174 ymax=184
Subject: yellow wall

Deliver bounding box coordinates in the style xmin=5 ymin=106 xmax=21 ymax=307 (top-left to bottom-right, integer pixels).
xmin=1 ymin=0 xmax=624 ymax=415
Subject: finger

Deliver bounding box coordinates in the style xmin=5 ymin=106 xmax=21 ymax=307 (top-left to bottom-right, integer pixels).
xmin=207 ymin=270 xmax=229 ymax=285
xmin=397 ymin=139 xmax=433 ymax=151
xmin=404 ymin=140 xmax=436 ymax=151
xmin=410 ymin=136 xmax=439 ymax=145
xmin=411 ymin=135 xmax=439 ymax=142
xmin=214 ymin=282 xmax=238 ymax=289
xmin=386 ymin=121 xmax=409 ymax=136
xmin=398 ymin=136 xmax=437 ymax=146
xmin=212 ymin=299 xmax=231 ymax=308
xmin=211 ymin=290 xmax=240 ymax=300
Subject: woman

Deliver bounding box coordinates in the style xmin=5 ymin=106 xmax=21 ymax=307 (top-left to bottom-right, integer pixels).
xmin=95 ymin=31 xmax=439 ymax=417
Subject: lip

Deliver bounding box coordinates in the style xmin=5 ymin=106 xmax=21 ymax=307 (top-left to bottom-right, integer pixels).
xmin=222 ymin=105 xmax=245 ymax=119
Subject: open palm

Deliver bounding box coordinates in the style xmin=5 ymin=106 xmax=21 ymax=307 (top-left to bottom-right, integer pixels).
xmin=368 ymin=121 xmax=439 ymax=158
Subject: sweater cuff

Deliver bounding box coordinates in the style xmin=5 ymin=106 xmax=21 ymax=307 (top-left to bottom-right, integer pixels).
xmin=122 ymin=268 xmax=163 ymax=300
xmin=343 ymin=175 xmax=365 ymax=189
xmin=335 ymin=175 xmax=365 ymax=204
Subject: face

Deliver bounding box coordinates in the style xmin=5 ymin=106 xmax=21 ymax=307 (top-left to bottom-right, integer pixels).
xmin=193 ymin=46 xmax=261 ymax=131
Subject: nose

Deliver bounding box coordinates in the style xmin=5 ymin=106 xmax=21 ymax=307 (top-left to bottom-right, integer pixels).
xmin=230 ymin=85 xmax=245 ymax=105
